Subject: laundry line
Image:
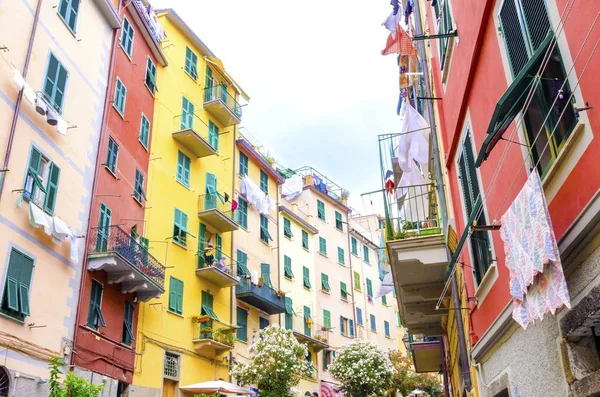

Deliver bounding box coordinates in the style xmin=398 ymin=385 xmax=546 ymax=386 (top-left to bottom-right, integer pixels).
xmin=378 ymin=126 xmax=431 ymax=142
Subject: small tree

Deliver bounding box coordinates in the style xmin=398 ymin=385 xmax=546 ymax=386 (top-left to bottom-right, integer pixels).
xmin=389 ymin=350 xmax=443 ymax=397
xmin=231 ymin=324 xmax=309 ymax=397
xmin=49 ymin=356 xmax=104 ymax=397
xmin=328 ymin=339 xmax=395 ymax=397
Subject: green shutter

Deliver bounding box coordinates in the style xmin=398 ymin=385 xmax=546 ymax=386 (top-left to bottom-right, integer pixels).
xmin=320 ymin=273 xmax=329 ymax=292
xmin=285 ymin=297 xmax=295 ymax=315
xmin=340 ymin=282 xmax=348 ymax=300
xmin=176 ymin=151 xmax=190 ymax=187
xmin=319 ymin=237 xmax=327 ymax=255
xmin=145 ymin=58 xmax=157 ymax=94
xmin=363 ymin=245 xmax=370 ymax=263
xmin=199 ymin=221 xmax=207 ymax=268
xmin=382 ymin=295 xmax=388 ymax=305
xmin=239 ymin=152 xmax=248 ymax=176
xmin=303 ymin=306 xmax=311 ymax=336
xmin=303 ymin=267 xmax=311 ymax=289
xmin=366 ymin=279 xmax=373 ymax=299
xmin=337 ymin=247 xmax=345 ymax=264
xmin=260 ymin=215 xmax=272 ymax=242
xmin=351 ymin=237 xmax=358 ymax=255
xmin=236 ymin=307 xmax=248 ymax=342
xmin=122 ymin=301 xmax=134 ymax=345
xmin=43 ymin=54 xmax=69 ymax=113
xmin=139 ymin=115 xmax=150 ymax=148
xmin=180 ymin=96 xmax=195 ymax=130
xmin=58 ymin=0 xmax=80 ymax=32
xmin=236 ymin=250 xmax=249 ymax=276
xmin=335 ymin=211 xmax=343 ymax=231
xmin=204 ymin=66 xmax=213 ymax=102
xmin=106 ymin=138 xmax=118 ymax=173
xmin=113 ymin=78 xmax=127 ymax=116
xmin=3 ymin=249 xmax=34 ymax=317
xmin=96 ymin=203 xmax=111 ymax=251
xmin=173 ymin=208 xmax=188 ymax=246
xmin=207 ymin=120 xmax=219 ymax=151
xmin=302 ymin=230 xmax=309 ymax=250
xmin=201 ymin=291 xmax=218 ymax=321
xmin=340 ymin=316 xmax=345 ymax=335
xmin=168 ymin=277 xmax=183 ymax=315
xmin=317 ymin=200 xmax=325 ymax=220
xmin=261 ymin=263 xmax=272 ymax=287
xmin=87 ymin=280 xmax=106 ymax=329
xmin=323 ymin=309 xmax=331 ymax=329
xmin=237 ymin=199 xmax=248 ymax=228
xmin=284 ymin=218 xmax=293 ymax=238
xmin=184 ymin=47 xmax=198 ymax=79
xmin=260 ymin=171 xmax=268 ymax=194
xmin=133 ymin=170 xmax=145 ymax=202
xmin=284 ymin=256 xmax=294 ymax=279
xmin=215 ymin=234 xmax=222 ymax=261
xmin=205 ymin=172 xmax=217 ymax=210
xmin=119 ymin=17 xmax=134 ymax=56
xmin=353 ymin=271 xmax=361 ymax=291
xmin=349 ymin=319 xmax=354 ymax=337
xmin=43 ymin=163 xmax=60 ymax=214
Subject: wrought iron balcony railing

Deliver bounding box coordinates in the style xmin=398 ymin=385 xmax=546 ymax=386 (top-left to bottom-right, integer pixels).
xmin=203 ymin=84 xmax=242 ymax=119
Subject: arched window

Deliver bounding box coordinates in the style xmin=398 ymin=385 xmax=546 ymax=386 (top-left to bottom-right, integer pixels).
xmin=0 ymin=366 xmax=10 ymax=397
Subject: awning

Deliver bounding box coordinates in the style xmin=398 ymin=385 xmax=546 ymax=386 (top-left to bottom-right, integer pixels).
xmin=475 ymin=31 xmax=554 ymax=167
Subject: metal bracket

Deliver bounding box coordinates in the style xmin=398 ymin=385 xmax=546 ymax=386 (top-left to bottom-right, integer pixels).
xmin=412 ymin=30 xmax=458 ymax=41
xmin=417 ymin=97 xmax=443 ymax=101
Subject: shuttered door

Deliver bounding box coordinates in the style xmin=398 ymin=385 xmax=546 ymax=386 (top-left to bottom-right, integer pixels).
xmin=205 ymin=173 xmax=217 ymax=210
xmin=44 ymin=163 xmax=61 ymax=214
xmin=500 ymin=0 xmax=530 ymax=76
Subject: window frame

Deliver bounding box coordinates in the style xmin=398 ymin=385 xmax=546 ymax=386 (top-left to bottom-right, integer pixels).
xmin=283 ymin=218 xmax=293 ymax=239
xmin=363 ymin=245 xmax=370 ymax=264
xmin=42 ymin=53 xmax=69 ymax=114
xmin=260 ymin=214 xmax=272 ymax=244
xmin=351 ymin=237 xmax=358 ymax=256
xmin=133 ymin=169 xmax=145 ymax=204
xmin=113 ymin=77 xmax=127 ymax=117
xmin=139 ymin=113 xmax=150 ymax=149
xmin=184 ymin=46 xmax=199 ymax=80
xmin=337 ymin=246 xmax=345 ymax=265
xmin=122 ymin=301 xmax=134 ymax=346
xmin=302 ymin=230 xmax=309 ymax=250
xmin=57 ymin=0 xmax=81 ymax=34
xmin=237 ymin=198 xmax=248 ymax=229
xmin=370 ymin=314 xmax=377 ymax=332
xmin=303 ymin=266 xmax=312 ymax=290
xmin=145 ymin=57 xmax=157 ymax=95
xmin=317 ymin=200 xmax=326 ymax=220
xmin=284 ymin=255 xmax=294 ymax=279
xmin=167 ymin=276 xmax=184 ymax=315
xmin=86 ymin=279 xmax=106 ymax=330
xmin=260 ymin=170 xmax=269 ymax=194
xmin=176 ymin=150 xmax=191 ymax=188
xmin=173 ymin=208 xmax=188 ymax=248
xmin=119 ymin=16 xmax=135 ymax=58
xmin=319 ymin=237 xmax=327 ymax=256
xmin=320 ymin=273 xmax=330 ymax=293
xmin=1 ymin=248 xmax=35 ymax=321
xmin=335 ymin=211 xmax=343 ymax=231
xmin=239 ymin=152 xmax=249 ymax=176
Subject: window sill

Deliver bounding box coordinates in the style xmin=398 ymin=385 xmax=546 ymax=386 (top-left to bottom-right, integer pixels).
xmin=0 ymin=310 xmax=25 ymax=324
xmin=119 ymin=42 xmax=133 ymax=61
xmin=542 ymin=121 xmax=585 ymax=189
xmin=259 ymin=239 xmax=271 ymax=247
xmin=303 ymin=286 xmax=312 ymax=291
xmin=318 ymin=252 xmax=328 ymax=258
xmin=302 ymin=247 xmax=310 ymax=253
xmin=352 ymin=253 xmax=359 ymax=258
xmin=167 ymin=310 xmax=184 ymax=318
xmin=341 ymin=333 xmax=353 ymax=339
xmin=341 ymin=297 xmax=349 ymax=302
xmin=57 ymin=13 xmax=78 ymax=38
xmin=144 ymin=83 xmax=156 ymax=98
xmin=176 ymin=179 xmax=191 ymax=190
xmin=104 ymin=165 xmax=118 ymax=179
xmin=133 ymin=195 xmax=143 ymax=207
xmin=338 ymin=262 xmax=346 ymax=267
xmin=284 ymin=235 xmax=293 ymax=241
xmin=172 ymin=240 xmax=188 ymax=250
xmin=284 ymin=276 xmax=294 ymax=281
xmin=112 ymin=103 xmax=125 ymax=119
xmin=320 ymin=289 xmax=330 ymax=295
xmin=475 ymin=263 xmax=498 ymax=307
xmin=236 ymin=338 xmax=248 ymax=344
xmin=184 ymin=69 xmax=198 ymax=82
xmin=385 ymin=335 xmax=391 ymax=339
xmin=138 ymin=139 xmax=148 ymax=151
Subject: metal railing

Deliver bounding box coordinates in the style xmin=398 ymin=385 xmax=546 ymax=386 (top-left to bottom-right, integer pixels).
xmin=196 ymin=248 xmax=235 ymax=275
xmin=203 ymin=84 xmax=242 ymax=119
xmin=173 ymin=113 xmax=215 ymax=143
xmin=384 ymin=183 xmax=441 ymax=241
xmin=197 ymin=193 xmax=238 ymax=224
xmin=291 ymin=316 xmax=329 ymax=344
xmin=236 ymin=278 xmax=284 ymax=305
xmin=88 ymin=226 xmax=166 ymax=288
xmin=193 ymin=320 xmax=236 ymax=347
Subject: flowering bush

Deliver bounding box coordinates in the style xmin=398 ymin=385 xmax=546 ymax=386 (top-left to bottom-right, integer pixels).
xmin=328 ymin=339 xmax=395 ymax=396
xmin=231 ymin=324 xmax=310 ymax=397
xmin=389 ymin=350 xmax=443 ymax=397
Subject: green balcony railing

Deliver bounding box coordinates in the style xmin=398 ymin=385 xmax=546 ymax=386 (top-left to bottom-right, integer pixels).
xmin=203 ymin=84 xmax=242 ymax=119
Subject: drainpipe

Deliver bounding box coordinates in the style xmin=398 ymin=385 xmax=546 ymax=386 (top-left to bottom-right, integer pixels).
xmin=71 ymin=0 xmax=122 ymax=369
xmin=229 ymin=123 xmax=238 ymax=383
xmin=276 ymin=181 xmax=281 ymax=327
xmin=0 ymin=0 xmax=43 ymax=202
xmin=346 ymin=221 xmax=357 ymax=337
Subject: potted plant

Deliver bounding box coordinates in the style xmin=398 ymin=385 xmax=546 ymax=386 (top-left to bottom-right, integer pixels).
xmin=199 ymin=326 xmax=213 ymax=339
xmin=191 ymin=315 xmax=211 ymax=324
xmin=257 ymin=276 xmax=264 ymax=287
xmin=276 ymin=289 xmax=285 ymax=297
xmin=314 ymin=334 xmax=327 ymax=343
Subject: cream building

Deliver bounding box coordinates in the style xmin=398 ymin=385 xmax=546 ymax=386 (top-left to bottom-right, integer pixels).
xmin=0 ymin=0 xmax=118 ymax=395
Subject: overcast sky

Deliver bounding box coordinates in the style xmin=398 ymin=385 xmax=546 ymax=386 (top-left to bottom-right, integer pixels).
xmin=153 ymin=0 xmax=400 ymax=214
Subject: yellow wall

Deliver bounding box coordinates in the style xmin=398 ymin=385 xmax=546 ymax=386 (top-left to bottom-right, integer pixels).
xmin=134 ymin=12 xmax=238 ymax=391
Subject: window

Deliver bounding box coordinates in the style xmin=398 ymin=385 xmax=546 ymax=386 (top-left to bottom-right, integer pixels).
xmin=139 ymin=114 xmax=150 ymax=148
xmin=197 ymin=223 xmax=206 ymax=268
xmin=319 ymin=237 xmax=327 ymax=256
xmin=119 ymin=17 xmax=135 ymax=57
xmin=320 ymin=273 xmax=330 ymax=292
xmin=105 ymin=137 xmax=118 ymax=174
xmin=284 ymin=256 xmax=294 ymax=279
xmin=113 ymin=78 xmax=127 ymax=116
xmin=176 ymin=151 xmax=191 ymax=187
xmin=96 ymin=203 xmax=111 ymax=251
xmin=236 ymin=307 xmax=248 ymax=342
xmin=323 ymin=350 xmax=333 ymax=371
xmin=237 ymin=198 xmax=248 ymax=229
xmin=303 ymin=306 xmax=311 ymax=336
xmin=180 ymin=96 xmax=195 ymax=130
xmin=260 ymin=170 xmax=268 ymax=194
xmin=363 ymin=245 xmax=370 ymax=263
xmin=302 ymin=230 xmax=309 ymax=250
xmin=204 ymin=172 xmax=218 ymax=210
xmin=215 ymin=234 xmax=222 ymax=261
xmin=340 ymin=282 xmax=348 ymax=301
xmin=366 ymin=278 xmax=373 ymax=301
xmin=317 ymin=200 xmax=325 ymax=220
xmin=261 ymin=263 xmax=272 ymax=287
xmin=42 ymin=53 xmax=69 ymax=113
xmin=284 ymin=297 xmax=294 ymax=330
xmin=283 ymin=218 xmax=293 ymax=238
xmin=58 ymin=0 xmax=81 ymax=33
xmin=382 ymin=295 xmax=388 ymax=306
xmin=204 ymin=66 xmax=214 ymax=101
xmin=303 ymin=266 xmax=311 ymax=289
xmin=335 ymin=211 xmax=343 ymax=231
xmin=438 ymin=0 xmax=454 ymax=69
xmin=259 ymin=317 xmax=269 ymax=330
xmin=323 ymin=309 xmax=331 ymax=329
xmin=24 ymin=147 xmax=61 ymax=214
xmin=86 ymin=280 xmax=106 ymax=330
xmin=337 ymin=247 xmax=345 ymax=265
xmin=356 ymin=307 xmax=363 ymax=326
xmin=133 ymin=170 xmax=145 ymax=203
xmin=458 ymin=131 xmax=492 ymax=285
xmin=353 ymin=271 xmax=361 ymax=291
xmin=168 ymin=277 xmax=184 ymax=315
xmin=340 ymin=316 xmax=354 ymax=337
xmin=1 ymin=249 xmax=34 ymax=321
xmin=370 ymin=314 xmax=376 ymax=332
xmin=184 ymin=46 xmax=198 ymax=79
xmin=384 ymin=321 xmax=390 ymax=338
xmin=163 ymin=352 xmax=179 ymax=380
xmin=201 ymin=291 xmax=218 ymax=321
xmin=208 ymin=120 xmax=219 ymax=151
xmin=236 ymin=250 xmax=249 ymax=277
xmin=351 ymin=237 xmax=358 ymax=256
xmin=122 ymin=302 xmax=134 ymax=346
xmin=499 ymin=0 xmax=577 ymax=175
xmin=239 ymin=152 xmax=249 ymax=176
xmin=260 ymin=214 xmax=272 ymax=243
xmin=145 ymin=58 xmax=157 ymax=94
xmin=173 ymin=208 xmax=188 ymax=247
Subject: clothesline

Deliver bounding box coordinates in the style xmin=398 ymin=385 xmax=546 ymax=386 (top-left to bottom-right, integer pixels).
xmin=378 ymin=126 xmax=431 ymax=141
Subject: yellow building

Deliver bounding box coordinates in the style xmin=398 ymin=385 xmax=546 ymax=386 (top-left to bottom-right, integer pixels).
xmin=132 ymin=8 xmax=247 ymax=396
xmin=231 ymin=134 xmax=285 ymax=369
xmin=0 ymin=0 xmax=118 ymax=395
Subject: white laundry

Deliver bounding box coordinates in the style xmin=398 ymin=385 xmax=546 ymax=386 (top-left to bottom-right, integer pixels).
xmin=251 ymin=270 xmax=259 ymax=285
xmin=260 ymin=195 xmax=274 ymax=215
xmin=282 ymin=174 xmax=303 ymax=200
xmin=374 ymin=273 xmax=395 ymax=299
xmin=56 ymin=116 xmax=68 ymax=135
xmin=23 ymin=83 xmax=36 ymax=105
xmin=35 ymin=93 xmax=48 ymax=115
xmin=397 ymin=160 xmax=430 ymax=223
xmin=52 ymin=215 xmax=71 ymax=244
xmin=69 ymin=234 xmax=79 ymax=262
xmin=241 ymin=175 xmax=271 ymax=215
xmin=397 ymin=99 xmax=430 ymax=175
xmin=12 ymin=69 xmax=25 ymax=90
xmin=29 ymin=202 xmax=52 ymax=234
xmin=382 ymin=10 xmax=403 ymax=38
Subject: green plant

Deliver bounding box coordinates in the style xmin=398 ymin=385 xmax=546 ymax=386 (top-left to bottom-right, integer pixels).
xmin=199 ymin=326 xmax=213 ymax=339
xmin=389 ymin=350 xmax=443 ymax=397
xmin=341 ymin=189 xmax=350 ymax=200
xmin=213 ymin=327 xmax=235 ymax=347
xmin=49 ymin=356 xmax=104 ymax=397
xmin=257 ymin=276 xmax=264 ymax=286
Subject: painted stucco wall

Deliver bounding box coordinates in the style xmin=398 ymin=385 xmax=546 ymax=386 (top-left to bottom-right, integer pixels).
xmin=0 ymin=0 xmax=112 ymax=387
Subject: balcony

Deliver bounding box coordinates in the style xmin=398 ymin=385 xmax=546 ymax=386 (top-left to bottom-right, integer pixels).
xmin=198 ymin=193 xmax=239 ymax=234
xmin=203 ymin=84 xmax=242 ymax=127
xmin=408 ymin=335 xmax=443 ymax=373
xmin=192 ymin=320 xmax=235 ymax=355
xmin=385 ymin=184 xmax=447 ymax=336
xmin=172 ymin=114 xmax=218 ymax=158
xmin=235 ymin=278 xmax=286 ymax=315
xmin=196 ymin=250 xmax=239 ymax=288
xmin=87 ymin=226 xmax=166 ymax=301
xmin=291 ymin=318 xmax=329 ymax=353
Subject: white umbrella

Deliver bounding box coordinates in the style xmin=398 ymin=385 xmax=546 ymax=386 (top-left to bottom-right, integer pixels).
xmin=180 ymin=380 xmax=254 ymax=395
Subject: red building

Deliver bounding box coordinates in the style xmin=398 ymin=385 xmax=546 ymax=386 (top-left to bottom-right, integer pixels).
xmin=427 ymin=0 xmax=600 ymax=395
xmin=71 ymin=1 xmax=167 ymax=392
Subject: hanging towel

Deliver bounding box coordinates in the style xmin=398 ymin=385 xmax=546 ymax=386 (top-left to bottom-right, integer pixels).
xmin=241 ymin=175 xmax=271 ymax=215
xmin=52 ymin=216 xmax=71 ymax=244
xmin=251 ymin=270 xmax=259 ymax=284
xmin=382 ymin=26 xmax=419 ymax=57
xmin=23 ymin=83 xmax=36 ymax=105
xmin=231 ymin=199 xmax=238 ymax=213
xmin=405 ymin=0 xmax=414 ymax=24
xmin=36 ymin=93 xmax=48 ymax=115
xmin=382 ymin=9 xmax=403 ymax=38
xmin=29 ymin=202 xmax=52 ymax=234
xmin=282 ymin=174 xmax=303 ymax=199
xmin=69 ymin=234 xmax=79 ymax=262
xmin=500 ymin=170 xmax=571 ymax=329
xmin=56 ymin=116 xmax=68 ymax=135
xmin=390 ymin=0 xmax=400 ymax=15
xmin=12 ymin=69 xmax=25 ymax=91
xmin=397 ymin=99 xmax=430 ymax=175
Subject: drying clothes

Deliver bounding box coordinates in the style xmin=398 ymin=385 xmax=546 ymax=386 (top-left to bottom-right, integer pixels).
xmin=397 ymin=99 xmax=430 ymax=176
xmin=390 ymin=0 xmax=400 ymax=15
xmin=500 ymin=170 xmax=571 ymax=329
xmin=405 ymin=0 xmax=414 ymax=24
xmin=52 ymin=215 xmax=71 ymax=244
xmin=36 ymin=93 xmax=48 ymax=115
xmin=231 ymin=199 xmax=238 ymax=213
xmin=432 ymin=0 xmax=438 ymax=7
xmin=385 ymin=170 xmax=395 ymax=195
xmin=251 ymin=270 xmax=259 ymax=284
xmin=396 ymin=160 xmax=429 ymax=222
xmin=382 ymin=26 xmax=419 ymax=57
xmin=224 ymin=192 xmax=230 ymax=203
xmin=56 ymin=116 xmax=68 ymax=136
xmin=282 ymin=174 xmax=303 ymax=200
xmin=241 ymin=175 xmax=271 ymax=215
xmin=23 ymin=83 xmax=36 ymax=105
xmin=29 ymin=202 xmax=52 ymax=235
xmin=69 ymin=234 xmax=79 ymax=262
xmin=313 ymin=175 xmax=327 ymax=194
xmin=375 ymin=272 xmax=395 ymax=299
xmin=12 ymin=69 xmax=25 ymax=91
xmin=382 ymin=9 xmax=403 ymax=38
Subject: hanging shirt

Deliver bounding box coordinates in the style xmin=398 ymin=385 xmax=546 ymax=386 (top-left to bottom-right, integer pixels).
xmin=397 ymin=99 xmax=430 ymax=176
